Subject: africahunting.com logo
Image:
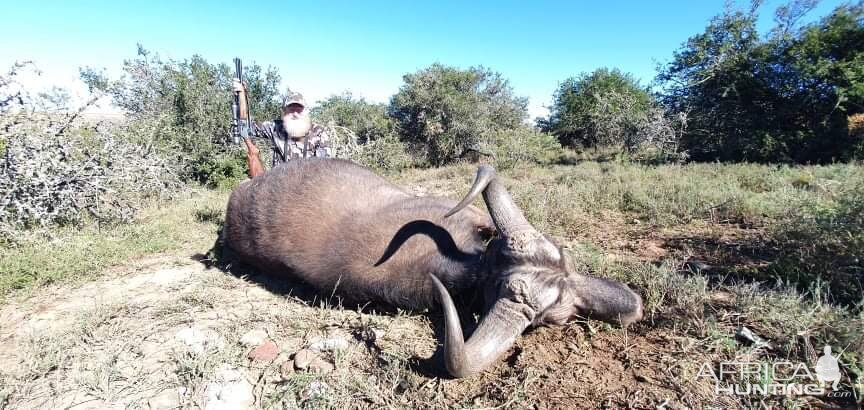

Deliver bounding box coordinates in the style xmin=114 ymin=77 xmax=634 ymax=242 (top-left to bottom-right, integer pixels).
xmin=696 ymin=345 xmax=854 ymax=398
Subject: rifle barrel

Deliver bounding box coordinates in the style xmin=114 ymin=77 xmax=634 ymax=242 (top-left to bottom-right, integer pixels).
xmin=232 ymin=58 xmax=243 ymax=144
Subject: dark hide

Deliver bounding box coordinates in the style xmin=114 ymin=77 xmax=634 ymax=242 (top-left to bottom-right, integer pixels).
xmin=222 ymin=159 xmax=495 ymax=309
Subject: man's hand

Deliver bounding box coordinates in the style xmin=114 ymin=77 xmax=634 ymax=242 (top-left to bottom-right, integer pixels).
xmin=243 ymin=136 xmax=259 ymax=155
xmin=233 ymin=79 xmax=249 ymax=120
xmin=243 ymin=137 xmax=265 ymax=178
xmin=232 ymin=79 xmax=247 ymax=95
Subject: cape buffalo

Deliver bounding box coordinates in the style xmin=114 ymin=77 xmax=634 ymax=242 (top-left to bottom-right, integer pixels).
xmin=222 ymin=158 xmax=643 ymax=377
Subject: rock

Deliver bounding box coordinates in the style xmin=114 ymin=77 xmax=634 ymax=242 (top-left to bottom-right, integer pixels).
xmin=735 ymin=326 xmax=772 ymax=349
xmin=239 ymin=329 xmax=268 ymax=347
xmin=308 ymin=357 xmax=334 ymax=374
xmin=308 ymin=336 xmax=350 ymax=352
xmin=67 ymin=398 xmax=107 ymax=409
xmin=203 ymin=364 xmax=254 ymax=410
xmin=684 ymin=259 xmax=713 ymax=273
xmin=302 ymin=381 xmax=330 ymax=401
xmin=148 ymin=388 xmax=181 ymax=409
xmin=247 ymin=340 xmax=280 ymax=362
xmin=634 ymin=372 xmax=653 ymax=383
xmin=175 ymin=327 xmax=224 ymax=354
xmin=293 ymin=349 xmax=315 ymax=370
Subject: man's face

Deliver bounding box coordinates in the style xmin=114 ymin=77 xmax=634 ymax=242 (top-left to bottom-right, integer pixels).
xmin=282 ymin=102 xmax=312 ymax=138
xmin=283 ymin=104 xmax=305 ymax=119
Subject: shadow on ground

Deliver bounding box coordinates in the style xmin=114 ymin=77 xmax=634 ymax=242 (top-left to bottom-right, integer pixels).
xmin=193 ymin=233 xmax=490 ymax=380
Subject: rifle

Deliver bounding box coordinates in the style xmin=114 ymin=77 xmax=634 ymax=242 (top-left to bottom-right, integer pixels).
xmin=231 ymin=58 xmax=252 ymax=144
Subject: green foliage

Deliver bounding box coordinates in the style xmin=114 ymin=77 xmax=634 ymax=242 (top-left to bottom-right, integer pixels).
xmin=80 ymin=45 xmax=282 ymax=186
xmin=657 ymin=1 xmax=864 ymax=163
xmin=190 ymin=149 xmax=248 ymax=190
xmin=351 ymin=133 xmax=414 ymax=174
xmin=389 ymin=63 xmax=528 ymax=165
xmin=312 ymin=93 xmax=394 ymax=143
xmin=772 ymin=180 xmax=864 ymax=304
xmin=544 ymin=68 xmax=653 ymax=150
xmin=310 ymin=93 xmax=413 ymax=173
xmin=482 ymin=126 xmax=563 ymax=169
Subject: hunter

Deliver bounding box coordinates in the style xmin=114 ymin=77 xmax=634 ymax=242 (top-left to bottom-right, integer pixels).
xmin=232 ymin=79 xmax=331 ymax=178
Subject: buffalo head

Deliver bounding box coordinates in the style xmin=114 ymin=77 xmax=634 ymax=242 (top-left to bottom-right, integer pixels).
xmin=431 ymin=165 xmax=644 ymax=377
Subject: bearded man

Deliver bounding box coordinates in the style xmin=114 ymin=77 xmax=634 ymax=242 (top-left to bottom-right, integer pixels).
xmin=232 ymin=79 xmax=331 ymax=178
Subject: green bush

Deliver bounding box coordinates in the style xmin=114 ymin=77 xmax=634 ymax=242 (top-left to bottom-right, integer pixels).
xmin=542 ymin=68 xmax=652 ymax=150
xmin=81 ymin=45 xmax=283 ymax=186
xmin=657 ymin=2 xmax=864 ymax=163
xmin=772 ymin=181 xmax=864 ymax=304
xmin=309 ymin=93 xmax=413 ymax=173
xmin=312 ymin=93 xmax=394 ymax=143
xmin=352 ymin=133 xmax=414 ymax=174
xmin=482 ymin=127 xmax=563 ymax=169
xmin=190 ymin=149 xmax=248 ymax=190
xmin=389 ymin=63 xmax=529 ymax=165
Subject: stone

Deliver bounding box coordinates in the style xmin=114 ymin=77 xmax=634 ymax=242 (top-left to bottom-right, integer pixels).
xmin=302 ymin=381 xmax=330 ymax=401
xmin=203 ymin=364 xmax=254 ymax=410
xmin=308 ymin=357 xmax=334 ymax=374
xmin=247 ymin=340 xmax=280 ymax=362
xmin=309 ymin=336 xmax=351 ymax=352
xmin=293 ymin=349 xmax=315 ymax=370
xmin=239 ymin=329 xmax=268 ymax=347
xmin=175 ymin=327 xmax=224 ymax=354
xmin=735 ymin=326 xmax=772 ymax=349
xmin=148 ymin=388 xmax=181 ymax=409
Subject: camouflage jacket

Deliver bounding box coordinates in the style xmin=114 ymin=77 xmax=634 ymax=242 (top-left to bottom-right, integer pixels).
xmin=243 ymin=120 xmax=331 ymax=166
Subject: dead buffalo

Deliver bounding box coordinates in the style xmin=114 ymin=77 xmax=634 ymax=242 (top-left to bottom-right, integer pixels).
xmin=222 ymin=158 xmax=643 ymax=377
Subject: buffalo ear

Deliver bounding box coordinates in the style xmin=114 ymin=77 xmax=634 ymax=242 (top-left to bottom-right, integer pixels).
xmin=571 ymin=276 xmax=644 ymax=326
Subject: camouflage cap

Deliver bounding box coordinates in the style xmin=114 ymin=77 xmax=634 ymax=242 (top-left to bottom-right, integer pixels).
xmin=283 ymin=92 xmax=306 ymax=108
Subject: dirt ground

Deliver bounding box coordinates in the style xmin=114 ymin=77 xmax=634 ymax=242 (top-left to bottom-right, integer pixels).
xmin=0 ymin=244 xmax=739 ymax=409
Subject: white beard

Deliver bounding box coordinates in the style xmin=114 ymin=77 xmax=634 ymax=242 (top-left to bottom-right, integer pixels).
xmin=283 ymin=113 xmax=312 ymax=139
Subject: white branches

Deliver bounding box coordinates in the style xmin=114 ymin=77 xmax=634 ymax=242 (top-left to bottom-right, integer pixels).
xmin=0 ymin=64 xmax=180 ymax=239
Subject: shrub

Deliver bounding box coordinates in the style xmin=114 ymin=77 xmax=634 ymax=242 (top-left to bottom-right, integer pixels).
xmin=481 ymin=127 xmax=563 ymax=169
xmin=0 ymin=113 xmax=178 ymax=239
xmin=312 ymin=93 xmax=394 ymax=143
xmin=543 ymin=68 xmax=652 ymax=151
xmin=389 ymin=64 xmax=529 ymax=165
xmin=80 ymin=45 xmax=282 ymax=186
xmin=657 ymin=2 xmax=864 ymax=163
xmin=0 ymin=66 xmax=180 ymax=238
xmin=772 ymin=180 xmax=864 ymax=304
xmin=310 ymin=93 xmax=413 ymax=173
xmin=351 ymin=132 xmax=414 ymax=174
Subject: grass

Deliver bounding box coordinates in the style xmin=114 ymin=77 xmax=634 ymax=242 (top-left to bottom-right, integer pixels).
xmin=0 ymin=189 xmax=226 ymax=302
xmin=1 ymin=159 xmax=862 ymax=408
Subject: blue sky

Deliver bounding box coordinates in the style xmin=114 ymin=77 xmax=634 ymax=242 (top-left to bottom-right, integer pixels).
xmin=1 ymin=0 xmax=847 ymax=118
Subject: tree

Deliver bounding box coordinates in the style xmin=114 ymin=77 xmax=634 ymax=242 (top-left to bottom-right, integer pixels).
xmin=389 ymin=64 xmax=528 ymax=165
xmin=81 ymin=45 xmax=283 ymax=185
xmin=311 ymin=93 xmax=394 ymax=143
xmin=543 ymin=68 xmax=653 ymax=151
xmin=311 ymin=93 xmax=412 ymax=173
xmin=656 ymin=1 xmax=864 ymax=163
